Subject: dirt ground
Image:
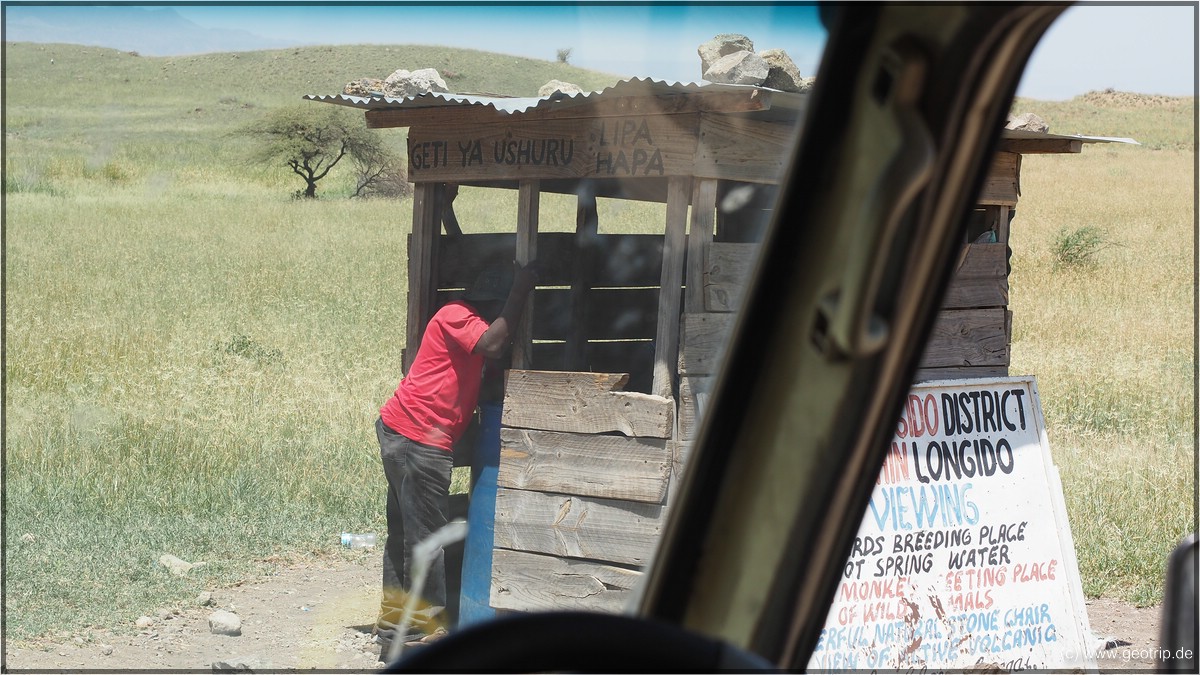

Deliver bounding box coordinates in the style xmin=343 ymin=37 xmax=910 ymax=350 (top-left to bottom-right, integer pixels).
xmin=3 ymin=554 xmax=1166 ymax=672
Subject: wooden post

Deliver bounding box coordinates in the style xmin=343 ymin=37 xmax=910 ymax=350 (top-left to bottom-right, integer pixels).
xmin=513 ymin=179 xmax=540 ymax=371
xmin=996 ymin=205 xmax=1011 ymax=244
xmin=442 ymin=182 xmax=463 ymax=236
xmin=685 ymin=179 xmax=718 ymax=313
xmin=652 ymin=177 xmax=689 ymax=398
xmin=567 ymin=183 xmax=599 ymax=371
xmin=405 ymin=182 xmax=440 ymax=373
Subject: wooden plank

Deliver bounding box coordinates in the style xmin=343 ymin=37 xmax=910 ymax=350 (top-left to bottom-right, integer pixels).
xmin=498 ymin=428 xmax=670 ymax=503
xmin=404 ymin=115 xmax=700 ymax=182
xmin=502 ymin=370 xmax=673 ymax=437
xmin=953 ymin=242 xmax=1008 ymax=278
xmin=678 ymin=376 xmax=714 ymax=442
xmin=976 ymin=151 xmax=1020 ymax=206
xmin=513 ymin=179 xmax=539 ymax=370
xmin=367 ymin=90 xmax=773 ymax=130
xmin=997 ymin=137 xmax=1082 ymax=154
xmin=490 ymin=548 xmax=641 ymax=614
xmin=493 ymin=488 xmax=665 ymax=566
xmin=678 ymin=312 xmax=735 ymax=376
xmin=703 ymin=242 xmax=1009 ymax=313
xmin=404 ymin=183 xmax=439 ymax=373
xmin=652 ymin=177 xmax=689 ymax=398
xmin=686 ymin=179 xmax=718 ymax=313
xmin=704 ymin=242 xmax=757 ymax=312
xmin=942 ymin=242 xmax=1008 ymax=309
xmin=913 ymin=365 xmax=1010 ymax=383
xmin=917 ymin=308 xmax=1010 ymax=369
xmin=694 ymin=114 xmax=799 ymax=184
xmin=437 ymin=233 xmax=664 ymax=289
xmin=531 ymin=288 xmax=659 ymax=341
xmin=942 ymin=276 xmax=1008 ymax=309
xmin=530 ymin=341 xmax=656 ymax=395
xmin=434 ymin=288 xmax=659 ymax=341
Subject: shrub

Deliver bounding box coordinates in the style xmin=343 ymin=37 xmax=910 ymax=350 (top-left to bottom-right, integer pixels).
xmin=1051 ymin=225 xmax=1111 ymax=270
xmin=556 ymin=47 xmax=573 ymax=64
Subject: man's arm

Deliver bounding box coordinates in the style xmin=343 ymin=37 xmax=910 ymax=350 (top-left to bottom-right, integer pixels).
xmin=474 ymin=262 xmax=538 ymax=360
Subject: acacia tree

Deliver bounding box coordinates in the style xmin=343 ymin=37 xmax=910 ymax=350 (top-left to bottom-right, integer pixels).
xmin=242 ymin=104 xmax=404 ymax=199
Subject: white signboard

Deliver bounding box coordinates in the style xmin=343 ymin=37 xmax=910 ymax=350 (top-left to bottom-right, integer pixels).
xmin=808 ymin=377 xmax=1095 ymax=672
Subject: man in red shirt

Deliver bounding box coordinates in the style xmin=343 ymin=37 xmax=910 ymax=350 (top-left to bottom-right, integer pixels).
xmin=373 ymin=261 xmax=537 ymax=653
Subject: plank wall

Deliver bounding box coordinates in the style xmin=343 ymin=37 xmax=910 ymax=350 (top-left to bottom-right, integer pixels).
xmin=489 ymin=370 xmax=674 ymax=613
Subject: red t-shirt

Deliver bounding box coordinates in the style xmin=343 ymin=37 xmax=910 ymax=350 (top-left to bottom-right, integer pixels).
xmin=380 ymin=301 xmax=490 ymax=452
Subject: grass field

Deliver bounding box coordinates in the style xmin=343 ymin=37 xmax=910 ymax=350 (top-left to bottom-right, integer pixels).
xmin=3 ymin=42 xmax=1195 ymax=640
xmin=1003 ymin=95 xmax=1195 ymax=603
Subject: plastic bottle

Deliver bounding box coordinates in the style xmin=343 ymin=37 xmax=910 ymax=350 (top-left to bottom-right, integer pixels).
xmin=341 ymin=532 xmax=377 ymax=549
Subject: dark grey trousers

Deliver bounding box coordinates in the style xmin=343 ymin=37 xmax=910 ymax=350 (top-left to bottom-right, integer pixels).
xmin=374 ymin=416 xmax=453 ymax=644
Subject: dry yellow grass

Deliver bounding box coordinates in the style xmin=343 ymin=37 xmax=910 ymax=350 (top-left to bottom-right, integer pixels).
xmin=1007 ymin=135 xmax=1194 ymax=603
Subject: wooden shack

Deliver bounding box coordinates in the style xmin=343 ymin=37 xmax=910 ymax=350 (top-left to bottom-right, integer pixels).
xmin=308 ymin=79 xmax=1103 ymax=617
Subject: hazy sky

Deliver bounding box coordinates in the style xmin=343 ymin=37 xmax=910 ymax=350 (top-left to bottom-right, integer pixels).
xmin=167 ymin=3 xmax=1196 ymax=100
xmin=174 ymin=4 xmax=828 ymax=85
xmin=6 ymin=3 xmax=1195 ymax=100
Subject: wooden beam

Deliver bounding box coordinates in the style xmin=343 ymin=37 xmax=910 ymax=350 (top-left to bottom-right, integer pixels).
xmin=705 ymin=242 xmax=1008 ymax=312
xmin=997 ymin=138 xmax=1082 ymax=154
xmin=493 ymin=487 xmax=665 ymax=566
xmin=365 ymin=91 xmax=774 ymax=129
xmin=567 ymin=185 xmax=599 ymax=370
xmin=976 ymin=151 xmax=1020 ymax=206
xmin=704 ymin=242 xmax=757 ymax=312
xmin=498 ymin=428 xmax=670 ymax=503
xmin=490 ymin=549 xmax=641 ymax=614
xmin=678 ymin=312 xmax=734 ymax=377
xmin=513 ymin=179 xmax=539 ymax=370
xmin=678 ymin=376 xmax=714 ymax=442
xmin=685 ymin=179 xmax=718 ymax=313
xmin=652 ymin=177 xmax=690 ymax=398
xmin=442 ymin=183 xmax=462 ymax=236
xmin=402 ymin=115 xmax=700 ymax=183
xmin=693 ymin=114 xmax=798 ymax=184
xmin=502 ymin=370 xmax=674 ymax=438
xmin=404 ymin=183 xmax=440 ymax=373
xmin=436 ymin=232 xmax=665 ymax=289
xmin=996 ymin=205 xmax=1012 ymax=244
xmin=668 ymin=440 xmax=691 ymax=507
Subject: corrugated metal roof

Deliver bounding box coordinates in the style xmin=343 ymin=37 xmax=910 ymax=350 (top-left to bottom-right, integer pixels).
xmin=1003 ymin=129 xmax=1140 ymax=145
xmin=304 ymin=76 xmax=805 ymax=116
xmin=306 ymin=77 xmax=1138 ymax=147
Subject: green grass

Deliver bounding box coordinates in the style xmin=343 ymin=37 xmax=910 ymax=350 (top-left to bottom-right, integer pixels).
xmin=2 ymin=40 xmax=1194 ymax=642
xmin=5 ymin=193 xmax=409 ymax=638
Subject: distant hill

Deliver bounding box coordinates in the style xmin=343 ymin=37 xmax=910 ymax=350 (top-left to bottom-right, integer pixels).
xmin=1011 ymin=91 xmax=1194 ymax=151
xmin=3 ymin=40 xmax=1188 ymax=158
xmin=3 ymin=5 xmax=293 ymax=55
xmin=3 ymin=41 xmax=623 ymax=110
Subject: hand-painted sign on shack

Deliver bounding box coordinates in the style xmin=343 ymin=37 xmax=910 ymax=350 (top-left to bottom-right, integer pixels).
xmin=807 ymin=376 xmax=1095 ymax=672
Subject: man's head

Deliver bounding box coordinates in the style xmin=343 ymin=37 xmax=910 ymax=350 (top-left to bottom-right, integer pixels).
xmin=463 ymin=263 xmax=513 ymax=320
